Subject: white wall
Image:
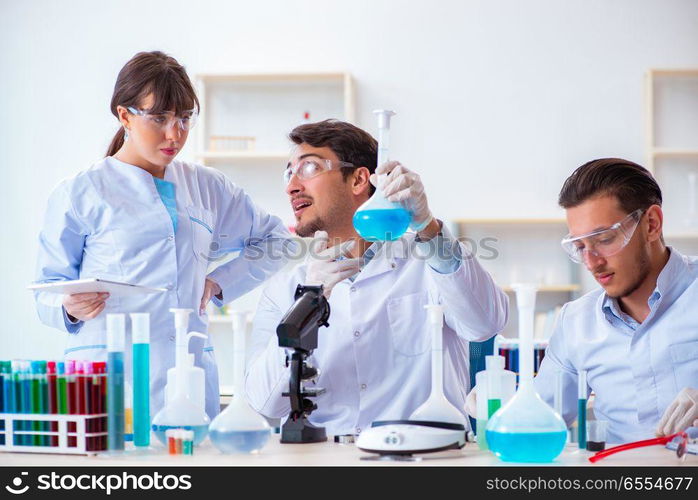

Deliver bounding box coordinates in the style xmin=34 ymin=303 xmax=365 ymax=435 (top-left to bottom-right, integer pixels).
xmin=2 ymin=0 xmax=698 ymax=359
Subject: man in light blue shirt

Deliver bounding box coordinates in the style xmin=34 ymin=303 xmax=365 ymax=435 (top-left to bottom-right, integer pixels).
xmin=534 ymin=158 xmax=698 ymax=444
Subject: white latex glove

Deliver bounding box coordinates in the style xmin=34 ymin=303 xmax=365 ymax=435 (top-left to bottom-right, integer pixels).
xmin=465 ymin=385 xmax=478 ymax=419
xmin=371 ymin=160 xmax=433 ymax=231
xmin=306 ymin=231 xmax=362 ymax=299
xmin=656 ymin=387 xmax=698 ymax=436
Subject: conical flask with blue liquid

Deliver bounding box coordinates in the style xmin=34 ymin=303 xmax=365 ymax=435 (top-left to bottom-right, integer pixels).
xmin=209 ymin=311 xmax=271 ymax=454
xmin=485 ymin=284 xmax=568 ymax=463
xmin=352 ymin=109 xmax=411 ymax=241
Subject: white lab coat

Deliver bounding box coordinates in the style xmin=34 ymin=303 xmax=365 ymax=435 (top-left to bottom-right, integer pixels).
xmin=245 ymin=233 xmax=509 ymax=436
xmin=34 ymin=156 xmax=291 ymax=419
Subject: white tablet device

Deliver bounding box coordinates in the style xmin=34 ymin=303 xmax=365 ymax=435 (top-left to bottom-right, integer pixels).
xmin=27 ymin=278 xmax=167 ymax=296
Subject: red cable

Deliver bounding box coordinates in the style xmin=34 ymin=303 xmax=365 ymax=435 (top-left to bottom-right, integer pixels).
xmin=588 ymin=432 xmax=685 ymax=463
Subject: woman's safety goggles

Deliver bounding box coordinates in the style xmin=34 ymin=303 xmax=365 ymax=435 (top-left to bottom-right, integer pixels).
xmin=127 ymin=107 xmax=198 ymax=131
xmin=283 ymin=158 xmax=355 ymax=185
xmin=561 ymin=209 xmax=646 ymax=264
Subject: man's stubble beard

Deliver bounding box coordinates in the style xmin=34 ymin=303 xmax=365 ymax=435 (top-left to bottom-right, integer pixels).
xmin=295 ymin=192 xmax=356 ymax=239
xmin=609 ymin=246 xmax=651 ymax=299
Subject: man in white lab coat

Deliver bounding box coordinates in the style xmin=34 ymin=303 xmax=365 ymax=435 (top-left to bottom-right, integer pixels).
xmin=245 ymin=119 xmax=509 ymax=436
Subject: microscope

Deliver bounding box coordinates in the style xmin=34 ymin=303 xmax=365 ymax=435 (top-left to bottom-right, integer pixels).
xmin=276 ymin=284 xmax=330 ymax=443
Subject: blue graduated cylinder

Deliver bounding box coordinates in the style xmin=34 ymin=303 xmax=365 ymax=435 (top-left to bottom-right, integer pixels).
xmin=353 ymin=207 xmax=411 ymax=241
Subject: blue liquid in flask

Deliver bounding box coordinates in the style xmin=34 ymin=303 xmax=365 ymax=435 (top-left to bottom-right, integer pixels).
xmin=353 ymin=208 xmax=411 ymax=241
xmin=209 ymin=429 xmax=271 ymax=454
xmin=152 ymin=424 xmax=209 ymax=446
xmin=486 ymin=430 xmax=567 ymax=463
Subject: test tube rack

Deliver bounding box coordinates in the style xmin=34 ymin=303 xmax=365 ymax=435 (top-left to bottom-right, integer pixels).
xmin=497 ymin=339 xmax=549 ymax=379
xmin=0 ymin=413 xmax=107 ymax=455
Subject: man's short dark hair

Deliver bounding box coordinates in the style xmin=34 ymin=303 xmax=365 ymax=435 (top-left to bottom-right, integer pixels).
xmin=289 ymin=119 xmax=377 ymax=195
xmin=558 ymin=158 xmax=663 ymax=213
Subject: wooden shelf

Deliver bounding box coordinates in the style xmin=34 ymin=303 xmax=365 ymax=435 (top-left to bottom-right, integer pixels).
xmin=665 ymin=232 xmax=698 ymax=239
xmin=195 ymin=71 xmax=355 ymax=162
xmin=648 ymin=69 xmax=698 ymax=78
xmin=453 ymin=218 xmax=566 ymax=225
xmin=197 ymin=72 xmax=349 ymax=83
xmin=501 ymin=284 xmax=580 ymax=293
xmin=651 ymin=149 xmax=698 ymax=158
xmin=197 ymin=151 xmax=289 ymax=161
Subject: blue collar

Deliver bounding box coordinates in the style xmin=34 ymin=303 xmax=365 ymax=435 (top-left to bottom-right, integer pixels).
xmin=601 ymin=247 xmax=687 ymax=328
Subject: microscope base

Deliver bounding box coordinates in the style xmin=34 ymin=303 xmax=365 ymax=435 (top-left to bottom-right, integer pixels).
xmin=280 ymin=416 xmax=327 ymax=444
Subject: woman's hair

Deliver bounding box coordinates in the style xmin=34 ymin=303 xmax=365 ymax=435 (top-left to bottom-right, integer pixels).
xmin=106 ymin=51 xmax=199 ymax=157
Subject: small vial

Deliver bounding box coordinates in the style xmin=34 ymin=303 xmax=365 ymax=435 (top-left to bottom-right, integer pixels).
xmin=166 ymin=429 xmax=176 ymax=455
xmin=175 ymin=430 xmax=183 ymax=455
xmin=183 ymin=430 xmax=194 ymax=455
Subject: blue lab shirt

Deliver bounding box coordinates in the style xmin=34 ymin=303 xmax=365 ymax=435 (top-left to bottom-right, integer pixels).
xmin=534 ymin=248 xmax=698 ymax=444
xmin=153 ymin=177 xmax=178 ymax=234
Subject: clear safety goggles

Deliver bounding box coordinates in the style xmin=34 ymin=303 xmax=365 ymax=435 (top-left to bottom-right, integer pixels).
xmin=283 ymin=158 xmax=355 ymax=185
xmin=127 ymin=107 xmax=198 ymax=131
xmin=561 ymin=208 xmax=645 ymax=264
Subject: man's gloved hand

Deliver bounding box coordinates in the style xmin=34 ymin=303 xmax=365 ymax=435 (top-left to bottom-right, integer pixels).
xmin=656 ymin=387 xmax=698 ymax=436
xmin=371 ymin=160 xmax=433 ymax=232
xmin=306 ymin=231 xmax=362 ymax=299
xmin=465 ymin=385 xmax=478 ymax=419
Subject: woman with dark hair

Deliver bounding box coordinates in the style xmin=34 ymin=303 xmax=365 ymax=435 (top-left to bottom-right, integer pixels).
xmin=34 ymin=51 xmax=291 ymax=420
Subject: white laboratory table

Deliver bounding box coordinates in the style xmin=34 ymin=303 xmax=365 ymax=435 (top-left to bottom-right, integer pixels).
xmin=0 ymin=436 xmax=696 ymax=467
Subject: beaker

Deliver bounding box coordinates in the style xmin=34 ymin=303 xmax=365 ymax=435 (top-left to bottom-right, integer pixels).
xmin=486 ymin=284 xmax=567 ymax=462
xmin=586 ymin=420 xmax=607 ymax=452
xmin=352 ymin=110 xmax=411 ymax=241
xmin=209 ymin=311 xmax=271 ymax=453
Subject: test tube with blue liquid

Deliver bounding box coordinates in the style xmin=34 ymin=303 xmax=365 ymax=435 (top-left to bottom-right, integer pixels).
xmin=131 ymin=313 xmax=151 ymax=448
xmin=578 ymin=370 xmax=587 ymax=450
xmin=107 ymin=314 xmax=125 ymax=451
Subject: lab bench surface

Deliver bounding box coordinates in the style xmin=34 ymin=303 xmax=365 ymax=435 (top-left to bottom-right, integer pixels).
xmin=0 ymin=436 xmax=696 ymax=467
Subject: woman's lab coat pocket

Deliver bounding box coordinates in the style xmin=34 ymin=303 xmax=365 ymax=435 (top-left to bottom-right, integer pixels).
xmin=186 ymin=206 xmax=215 ymax=265
xmin=387 ymin=291 xmax=430 ymax=357
xmin=669 ymin=341 xmax=698 ymax=388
